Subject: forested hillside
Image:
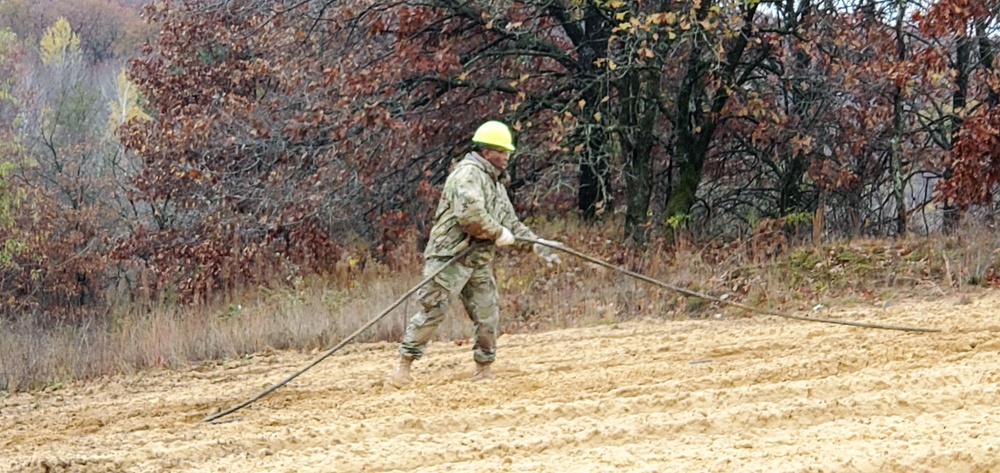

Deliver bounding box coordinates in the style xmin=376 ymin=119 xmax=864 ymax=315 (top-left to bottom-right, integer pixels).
xmin=1 ymin=0 xmax=999 ymax=320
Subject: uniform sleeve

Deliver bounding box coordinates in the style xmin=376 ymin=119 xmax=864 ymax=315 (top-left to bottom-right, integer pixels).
xmin=496 ymin=182 xmax=537 ymax=251
xmin=449 ymin=166 xmax=505 ymax=241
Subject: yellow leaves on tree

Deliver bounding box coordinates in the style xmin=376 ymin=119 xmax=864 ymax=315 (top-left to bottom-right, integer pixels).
xmin=108 ymin=69 xmax=150 ymax=132
xmin=0 ymin=28 xmax=23 ymax=267
xmin=39 ymin=17 xmax=81 ymax=65
xmin=0 ymin=161 xmax=26 ymax=269
xmin=0 ymin=29 xmax=16 ymax=104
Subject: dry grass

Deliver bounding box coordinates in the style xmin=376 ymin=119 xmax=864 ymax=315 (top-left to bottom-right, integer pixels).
xmin=3 ymin=218 xmax=1000 ymax=393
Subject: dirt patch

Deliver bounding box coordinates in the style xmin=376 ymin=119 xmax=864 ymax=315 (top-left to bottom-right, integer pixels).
xmin=3 ymin=292 xmax=1000 ymax=472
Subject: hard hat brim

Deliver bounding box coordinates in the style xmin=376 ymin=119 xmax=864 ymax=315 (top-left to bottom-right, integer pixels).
xmin=473 ymin=140 xmax=516 ymax=152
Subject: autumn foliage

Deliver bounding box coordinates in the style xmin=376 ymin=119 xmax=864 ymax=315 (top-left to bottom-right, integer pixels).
xmin=3 ymin=0 xmax=1000 ymax=318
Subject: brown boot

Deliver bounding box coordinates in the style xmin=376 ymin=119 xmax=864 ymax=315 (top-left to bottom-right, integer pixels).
xmin=387 ymin=356 xmax=413 ymax=388
xmin=472 ymin=362 xmax=494 ymax=381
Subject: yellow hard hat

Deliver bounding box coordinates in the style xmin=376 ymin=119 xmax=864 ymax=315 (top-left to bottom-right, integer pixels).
xmin=472 ymin=120 xmax=516 ymax=151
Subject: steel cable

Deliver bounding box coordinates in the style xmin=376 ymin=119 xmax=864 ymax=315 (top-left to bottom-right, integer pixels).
xmin=201 ymin=246 xmax=476 ymax=423
xmin=202 ymin=237 xmax=941 ymax=424
xmin=524 ymin=237 xmax=941 ymax=333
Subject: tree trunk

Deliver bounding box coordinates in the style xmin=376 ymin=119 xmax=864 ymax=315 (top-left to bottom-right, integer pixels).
xmin=778 ymin=0 xmax=812 ymax=217
xmin=578 ymin=9 xmax=611 ymax=219
xmin=976 ymin=19 xmax=999 ymax=107
xmin=577 ymin=81 xmax=610 ymax=219
xmin=578 ymin=130 xmax=609 ymax=219
xmin=621 ymin=68 xmax=659 ymax=246
xmin=556 ymin=5 xmax=612 ymax=219
xmin=943 ymin=33 xmax=972 ymax=232
xmin=663 ymin=0 xmax=756 ymax=241
xmin=890 ymin=0 xmax=907 ymax=237
xmin=663 ymin=140 xmax=704 ymax=229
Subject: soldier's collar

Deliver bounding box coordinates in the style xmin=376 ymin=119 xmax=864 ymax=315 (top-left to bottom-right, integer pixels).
xmin=464 ymin=152 xmax=501 ymax=181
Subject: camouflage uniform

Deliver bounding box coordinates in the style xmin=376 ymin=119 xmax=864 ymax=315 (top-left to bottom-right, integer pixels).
xmin=399 ymin=152 xmax=538 ymax=364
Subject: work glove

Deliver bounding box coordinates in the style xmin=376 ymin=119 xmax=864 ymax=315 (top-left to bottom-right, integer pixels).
xmin=495 ymin=227 xmax=515 ymax=247
xmin=532 ymin=238 xmax=563 ymax=266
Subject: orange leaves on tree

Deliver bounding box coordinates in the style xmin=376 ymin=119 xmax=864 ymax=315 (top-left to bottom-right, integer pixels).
xmin=940 ymin=106 xmax=1000 ymax=206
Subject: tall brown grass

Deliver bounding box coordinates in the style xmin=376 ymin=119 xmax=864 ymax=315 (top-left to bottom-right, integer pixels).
xmin=3 ymin=217 xmax=999 ymax=393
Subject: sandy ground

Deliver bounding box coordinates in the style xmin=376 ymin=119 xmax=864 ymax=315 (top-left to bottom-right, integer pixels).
xmin=3 ymin=292 xmax=1000 ymax=473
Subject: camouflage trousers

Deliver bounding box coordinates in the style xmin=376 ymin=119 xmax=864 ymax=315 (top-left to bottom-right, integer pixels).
xmin=398 ymin=257 xmax=499 ymax=364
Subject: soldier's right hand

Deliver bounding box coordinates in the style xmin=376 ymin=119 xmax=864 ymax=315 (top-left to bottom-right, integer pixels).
xmin=495 ymin=227 xmax=515 ymax=247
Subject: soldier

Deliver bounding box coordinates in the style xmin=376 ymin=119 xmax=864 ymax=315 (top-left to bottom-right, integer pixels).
xmin=389 ymin=120 xmax=561 ymax=386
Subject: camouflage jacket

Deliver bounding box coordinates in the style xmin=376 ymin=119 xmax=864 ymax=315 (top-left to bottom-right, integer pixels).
xmin=424 ymin=152 xmax=536 ymax=265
